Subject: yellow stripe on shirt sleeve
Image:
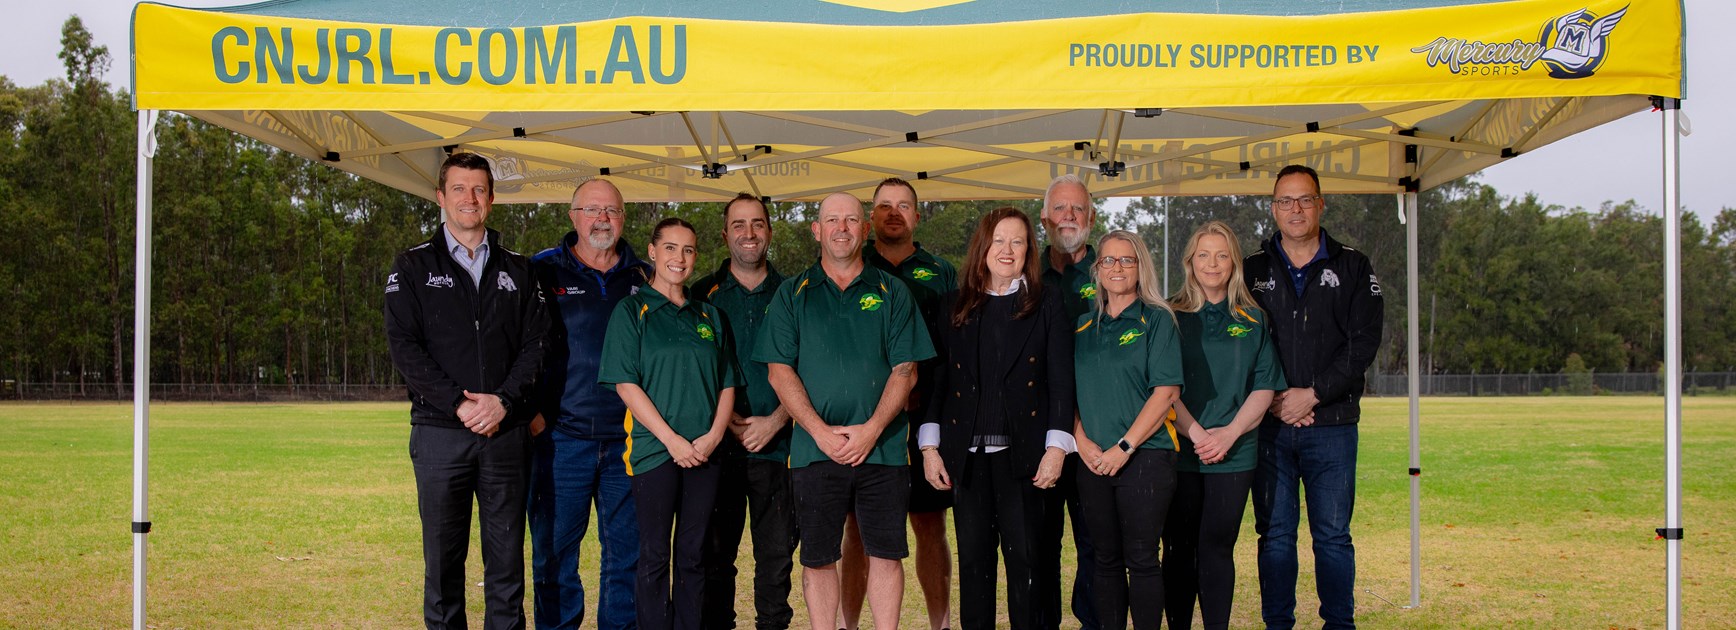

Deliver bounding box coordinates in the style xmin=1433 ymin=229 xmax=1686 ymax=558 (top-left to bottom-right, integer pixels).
xmin=622 ymin=410 xmax=636 ymax=476
xmin=1165 ymin=407 xmax=1179 ymax=452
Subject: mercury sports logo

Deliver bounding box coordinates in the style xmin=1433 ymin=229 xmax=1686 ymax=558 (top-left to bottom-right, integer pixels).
xmin=1410 ymin=5 xmax=1626 ymax=78
xmin=1538 ymin=7 xmax=1627 ymax=78
xmin=860 ymin=293 xmax=885 ymax=311
xmin=1227 ymin=324 xmax=1251 ymax=338
xmin=1117 ymin=329 xmax=1143 ymax=346
xmin=1079 ymin=283 xmax=1097 ymax=300
xmin=911 ymin=268 xmax=938 ymax=281
xmin=696 ymin=322 xmax=716 ymax=341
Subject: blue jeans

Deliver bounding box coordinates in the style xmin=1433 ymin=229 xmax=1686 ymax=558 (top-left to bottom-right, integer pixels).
xmin=529 ymin=431 xmax=639 ymax=630
xmin=1253 ymin=422 xmax=1357 ymax=630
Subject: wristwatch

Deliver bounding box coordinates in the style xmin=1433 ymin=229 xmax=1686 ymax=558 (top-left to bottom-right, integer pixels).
xmin=1115 ymin=439 xmax=1132 ymax=453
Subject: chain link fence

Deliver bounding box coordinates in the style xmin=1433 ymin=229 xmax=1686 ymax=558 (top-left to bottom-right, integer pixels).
xmin=0 ymin=381 xmax=402 ymax=402
xmin=1367 ymin=372 xmax=1736 ymax=397
xmin=6 ymin=373 xmax=1735 ymax=401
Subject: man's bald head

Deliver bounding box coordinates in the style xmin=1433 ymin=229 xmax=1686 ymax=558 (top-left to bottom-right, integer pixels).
xmin=812 ymin=192 xmax=867 ymax=264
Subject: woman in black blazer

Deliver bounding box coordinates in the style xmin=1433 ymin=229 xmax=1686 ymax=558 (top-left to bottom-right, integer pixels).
xmin=919 ymin=206 xmax=1077 ymax=630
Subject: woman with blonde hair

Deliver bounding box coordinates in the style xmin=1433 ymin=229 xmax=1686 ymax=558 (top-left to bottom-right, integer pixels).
xmin=1072 ymin=229 xmax=1183 ymax=630
xmin=1161 ymin=221 xmax=1286 ymax=630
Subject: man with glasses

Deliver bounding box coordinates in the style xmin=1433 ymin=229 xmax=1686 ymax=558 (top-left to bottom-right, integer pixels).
xmin=1035 ymin=174 xmax=1097 ymax=630
xmin=529 ymin=177 xmax=652 ymax=630
xmin=1244 ymin=164 xmax=1383 ymax=630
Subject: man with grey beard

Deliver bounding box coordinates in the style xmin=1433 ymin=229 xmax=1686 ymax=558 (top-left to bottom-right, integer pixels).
xmin=1035 ymin=173 xmax=1101 ymax=630
xmin=529 ymin=178 xmax=652 ymax=630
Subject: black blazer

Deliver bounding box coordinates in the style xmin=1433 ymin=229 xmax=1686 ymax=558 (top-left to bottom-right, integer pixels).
xmin=924 ymin=285 xmax=1076 ymax=480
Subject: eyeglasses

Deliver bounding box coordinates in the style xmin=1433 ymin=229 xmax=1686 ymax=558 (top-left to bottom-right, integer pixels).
xmin=1272 ymin=196 xmax=1321 ymax=211
xmin=572 ymin=205 xmax=624 ymax=218
xmin=1097 ymin=256 xmax=1138 ymax=269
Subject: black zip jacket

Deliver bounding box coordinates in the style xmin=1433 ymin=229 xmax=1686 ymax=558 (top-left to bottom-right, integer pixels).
xmin=384 ymin=227 xmax=548 ymax=430
xmin=1244 ymin=230 xmax=1384 ymax=426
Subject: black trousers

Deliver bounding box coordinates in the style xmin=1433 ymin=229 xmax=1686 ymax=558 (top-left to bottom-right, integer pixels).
xmin=409 ymin=423 xmax=531 ymax=630
xmin=1037 ymin=453 xmax=1099 ymax=630
xmin=701 ymin=457 xmax=797 ymax=629
xmin=953 ymin=449 xmax=1047 ymax=630
xmin=1162 ymin=469 xmax=1255 ymax=630
xmin=1077 ymin=450 xmax=1177 ymax=630
xmin=633 ymin=461 xmax=723 ymax=630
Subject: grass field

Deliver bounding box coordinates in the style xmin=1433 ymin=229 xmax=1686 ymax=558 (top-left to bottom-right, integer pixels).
xmin=1 ymin=397 xmax=1732 ymax=629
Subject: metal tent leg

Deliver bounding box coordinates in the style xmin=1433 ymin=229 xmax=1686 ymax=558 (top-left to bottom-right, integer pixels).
xmin=1659 ymin=98 xmax=1683 ymax=630
xmin=132 ymin=109 xmax=158 ymax=630
xmin=1404 ymin=190 xmax=1422 ymax=609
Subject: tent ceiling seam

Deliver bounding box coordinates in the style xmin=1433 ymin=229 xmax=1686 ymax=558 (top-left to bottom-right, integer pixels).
xmin=610 ymin=169 xmax=743 ymax=199
xmin=399 ymin=111 xmax=513 ymax=132
xmin=1418 ymin=99 xmax=1503 ymax=174
xmin=341 ymin=111 xmax=436 ymax=188
xmin=346 ymin=113 xmax=647 ymax=160
xmin=925 ymin=175 xmax=1044 ymax=197
xmin=1508 ymin=97 xmax=1574 ymax=154
xmin=1326 ymin=128 xmax=1502 ymax=155
xmin=919 ymin=138 xmax=1100 ymax=169
xmin=265 ymin=111 xmax=329 ymax=157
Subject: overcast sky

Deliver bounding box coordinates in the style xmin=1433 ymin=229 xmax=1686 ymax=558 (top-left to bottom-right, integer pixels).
xmin=6 ymin=1 xmax=1728 ymax=219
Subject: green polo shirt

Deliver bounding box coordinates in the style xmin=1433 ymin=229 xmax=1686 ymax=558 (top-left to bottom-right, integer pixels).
xmin=1074 ymin=300 xmax=1184 ymax=452
xmin=691 ymin=261 xmax=789 ymax=463
xmin=865 ymin=241 xmax=957 ymax=327
xmin=1042 ymin=245 xmax=1098 ymax=321
xmin=599 ymin=287 xmax=743 ymax=476
xmin=752 ymin=263 xmax=936 ymax=469
xmin=1175 ymin=301 xmax=1288 ymax=473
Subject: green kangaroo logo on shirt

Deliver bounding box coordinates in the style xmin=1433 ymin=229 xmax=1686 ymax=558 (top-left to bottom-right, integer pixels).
xmin=911 ymin=268 xmax=937 ymax=281
xmin=860 ymin=293 xmax=884 ymax=311
xmin=1080 ymin=283 xmax=1097 ymax=300
xmin=696 ymin=322 xmax=716 ymax=341
xmin=1117 ymin=328 xmax=1143 ymax=346
xmin=1226 ymin=324 xmax=1251 ymax=337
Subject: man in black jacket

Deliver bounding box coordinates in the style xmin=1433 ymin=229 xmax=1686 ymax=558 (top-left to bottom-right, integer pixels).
xmin=1244 ymin=164 xmax=1383 ymax=630
xmin=385 ymin=152 xmax=548 ymax=630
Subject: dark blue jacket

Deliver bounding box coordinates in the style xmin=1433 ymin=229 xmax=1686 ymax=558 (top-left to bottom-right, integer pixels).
xmin=532 ymin=233 xmax=651 ymax=439
xmin=1244 ymin=230 xmax=1384 ymax=426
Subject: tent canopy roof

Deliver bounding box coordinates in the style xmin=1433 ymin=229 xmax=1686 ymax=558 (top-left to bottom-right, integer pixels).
xmin=203 ymin=0 xmax=1508 ymax=26
xmin=132 ymin=0 xmax=1684 ymax=202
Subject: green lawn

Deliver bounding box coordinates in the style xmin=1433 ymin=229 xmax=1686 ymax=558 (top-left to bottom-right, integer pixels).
xmin=1 ymin=397 xmax=1732 ymax=628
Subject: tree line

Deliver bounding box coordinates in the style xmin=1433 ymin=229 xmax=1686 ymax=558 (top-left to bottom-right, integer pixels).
xmin=3 ymin=17 xmax=1733 ymax=395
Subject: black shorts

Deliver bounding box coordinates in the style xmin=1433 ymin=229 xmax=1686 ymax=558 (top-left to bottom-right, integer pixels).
xmin=791 ymin=462 xmax=909 ymax=568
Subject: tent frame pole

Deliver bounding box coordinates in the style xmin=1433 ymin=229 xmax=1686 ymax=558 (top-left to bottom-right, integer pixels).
xmin=1659 ymin=98 xmax=1683 ymax=630
xmin=1404 ymin=190 xmax=1422 ymax=609
xmin=132 ymin=109 xmax=157 ymax=630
